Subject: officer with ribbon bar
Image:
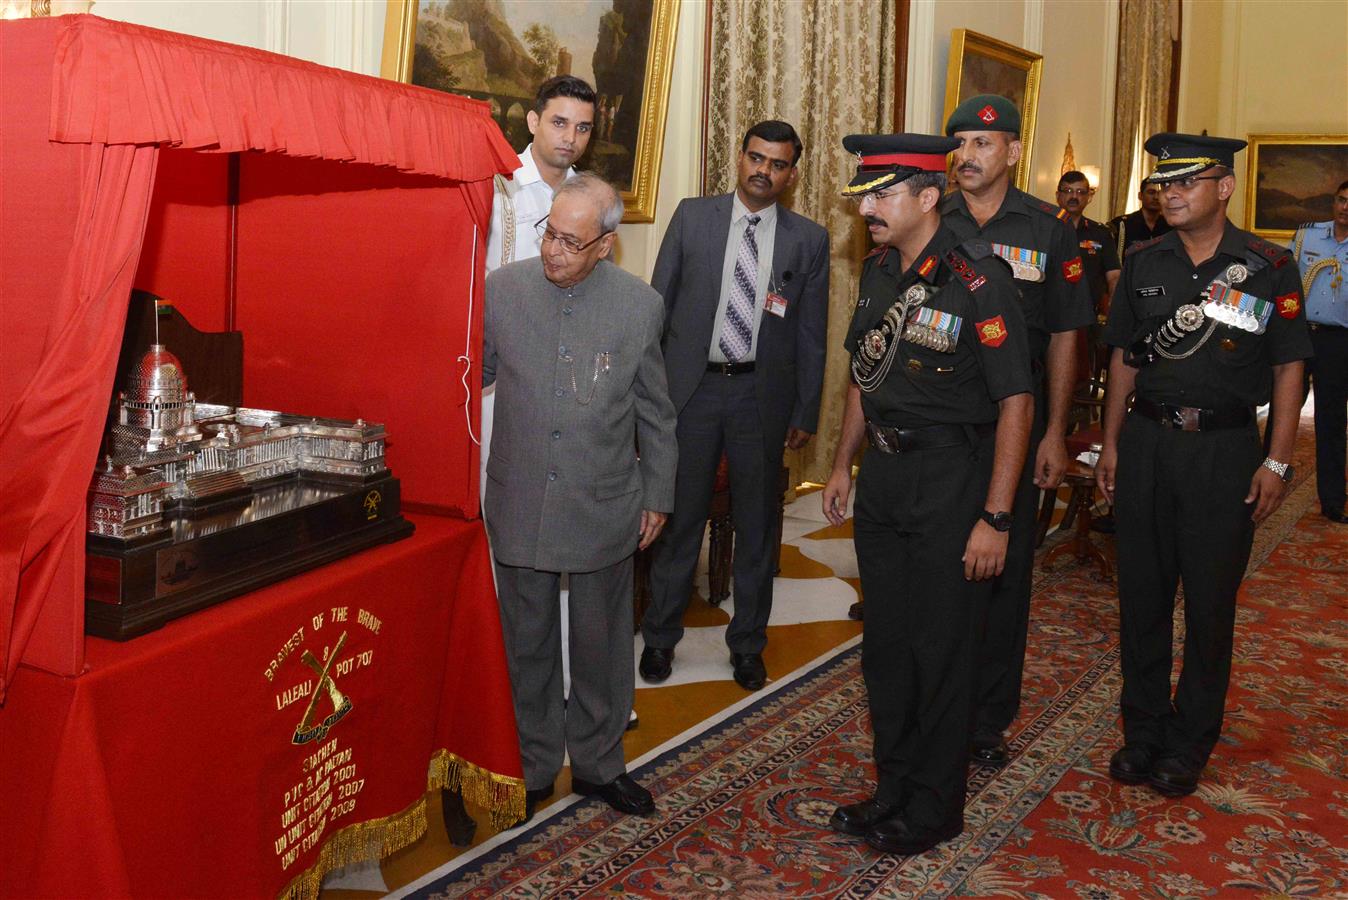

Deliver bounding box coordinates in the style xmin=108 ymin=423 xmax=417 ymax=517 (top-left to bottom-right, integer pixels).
xmin=821 ymin=133 xmax=1033 ymax=855
xmin=940 ymin=94 xmax=1096 ymax=770
xmin=1097 ymin=132 xmax=1312 ymax=797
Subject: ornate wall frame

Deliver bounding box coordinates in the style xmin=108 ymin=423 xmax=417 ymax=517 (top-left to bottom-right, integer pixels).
xmin=1243 ymin=133 xmax=1348 ymax=240
xmin=380 ymin=0 xmax=678 ymax=223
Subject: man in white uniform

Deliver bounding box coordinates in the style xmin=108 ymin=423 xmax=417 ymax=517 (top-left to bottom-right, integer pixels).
xmin=487 ymin=76 xmax=598 ymax=272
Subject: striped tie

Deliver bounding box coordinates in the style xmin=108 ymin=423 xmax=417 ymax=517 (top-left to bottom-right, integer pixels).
xmin=719 ymin=214 xmax=761 ymax=363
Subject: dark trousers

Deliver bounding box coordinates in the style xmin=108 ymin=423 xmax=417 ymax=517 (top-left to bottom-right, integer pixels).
xmin=495 ymin=556 xmax=634 ymax=789
xmin=972 ymin=377 xmax=1045 ymax=744
xmin=1308 ymin=327 xmax=1348 ymax=515
xmin=644 ymin=370 xmax=780 ymax=654
xmin=854 ymin=430 xmax=994 ymax=831
xmin=1113 ymin=413 xmax=1261 ymax=764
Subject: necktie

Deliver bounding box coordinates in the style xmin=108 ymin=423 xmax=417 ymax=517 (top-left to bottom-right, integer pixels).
xmin=719 ymin=214 xmax=761 ymax=362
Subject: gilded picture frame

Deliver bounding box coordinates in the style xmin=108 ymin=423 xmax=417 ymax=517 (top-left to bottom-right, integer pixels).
xmin=1243 ymin=133 xmax=1348 ymax=239
xmin=381 ymin=0 xmax=678 ymax=224
xmin=942 ymin=28 xmax=1043 ymax=192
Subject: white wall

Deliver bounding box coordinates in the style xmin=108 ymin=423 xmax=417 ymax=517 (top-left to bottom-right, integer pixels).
xmin=1179 ymin=0 xmax=1348 ymax=227
xmin=94 ymin=0 xmax=385 ymax=74
xmin=907 ymin=0 xmax=1120 ymax=214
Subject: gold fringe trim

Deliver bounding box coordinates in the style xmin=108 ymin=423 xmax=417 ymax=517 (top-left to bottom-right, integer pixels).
xmin=427 ymin=749 xmax=526 ymax=831
xmin=277 ymin=794 xmax=428 ymax=900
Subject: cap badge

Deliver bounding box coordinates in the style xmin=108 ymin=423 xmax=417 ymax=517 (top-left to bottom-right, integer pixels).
xmin=978 ymin=105 xmax=997 ymax=123
xmin=1159 ymin=146 xmax=1171 ymax=160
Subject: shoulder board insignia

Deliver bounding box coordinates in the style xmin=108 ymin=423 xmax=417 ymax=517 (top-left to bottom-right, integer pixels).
xmin=1248 ymin=236 xmax=1292 ymax=268
xmin=958 ymin=238 xmax=993 ymax=260
xmin=1298 ymin=222 xmax=1315 ymax=231
xmin=1124 ymin=235 xmax=1165 ymax=258
xmin=1025 ymin=195 xmax=1061 ymax=218
xmin=945 ymin=249 xmax=988 ymax=292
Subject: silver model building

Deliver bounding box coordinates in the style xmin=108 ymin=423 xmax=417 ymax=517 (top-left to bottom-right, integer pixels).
xmin=89 ymin=343 xmax=388 ymax=540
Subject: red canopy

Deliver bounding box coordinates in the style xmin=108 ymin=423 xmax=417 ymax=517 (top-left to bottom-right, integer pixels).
xmin=0 ymin=15 xmax=517 ymax=700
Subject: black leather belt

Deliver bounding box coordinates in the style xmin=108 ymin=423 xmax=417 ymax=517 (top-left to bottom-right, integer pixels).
xmin=706 ymin=361 xmax=755 ymax=375
xmin=865 ymin=421 xmax=994 ymax=454
xmin=1132 ymin=396 xmax=1253 ymax=432
xmin=1309 ymin=322 xmax=1347 ymax=333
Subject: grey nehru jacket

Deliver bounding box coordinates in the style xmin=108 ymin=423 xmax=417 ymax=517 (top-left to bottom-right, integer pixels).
xmin=482 ymin=257 xmax=678 ymax=573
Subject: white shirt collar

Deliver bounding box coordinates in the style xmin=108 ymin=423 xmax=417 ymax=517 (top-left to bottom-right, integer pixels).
xmin=514 ymin=143 xmax=576 ymax=189
xmin=731 ymin=192 xmax=777 ymax=227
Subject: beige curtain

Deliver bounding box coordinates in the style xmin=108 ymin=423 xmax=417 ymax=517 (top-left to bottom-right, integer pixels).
xmin=1109 ymin=0 xmax=1179 ymax=218
xmin=706 ymin=0 xmax=896 ymax=486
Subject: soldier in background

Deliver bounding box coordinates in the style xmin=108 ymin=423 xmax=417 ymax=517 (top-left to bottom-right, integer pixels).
xmin=942 ymin=94 xmax=1094 ymax=770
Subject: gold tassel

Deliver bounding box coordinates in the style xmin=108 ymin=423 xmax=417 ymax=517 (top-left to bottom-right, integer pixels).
xmin=277 ymin=797 xmax=428 ymax=900
xmin=427 ymin=750 xmax=527 ymax=831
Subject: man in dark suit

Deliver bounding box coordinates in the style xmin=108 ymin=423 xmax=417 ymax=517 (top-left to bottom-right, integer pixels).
xmin=640 ymin=120 xmax=830 ymax=691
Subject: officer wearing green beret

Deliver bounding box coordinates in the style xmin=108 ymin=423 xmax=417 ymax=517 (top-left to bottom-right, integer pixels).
xmin=941 ymin=93 xmax=1096 ymax=769
xmin=1097 ymin=132 xmax=1312 ymax=796
xmin=822 ymin=133 xmax=1033 ymax=854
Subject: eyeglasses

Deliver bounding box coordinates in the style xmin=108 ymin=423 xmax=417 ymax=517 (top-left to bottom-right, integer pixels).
xmin=1056 ymin=187 xmax=1093 ymax=197
xmin=1157 ymin=175 xmax=1224 ymax=191
xmin=534 ymin=217 xmax=610 ymax=254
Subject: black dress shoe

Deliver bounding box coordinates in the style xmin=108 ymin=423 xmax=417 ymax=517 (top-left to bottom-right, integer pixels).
xmin=865 ymin=814 xmax=962 ymax=855
xmin=514 ymin=784 xmax=554 ymax=826
xmin=847 ymin=601 xmax=865 ymax=621
xmin=639 ymin=646 xmax=674 ymax=682
xmin=731 ymin=652 xmax=767 ymax=690
xmin=1108 ymin=745 xmax=1156 ymax=784
xmin=1149 ymin=754 xmax=1201 ymax=796
xmin=571 ymin=772 xmax=655 ymax=815
xmin=971 ymin=739 xmax=1009 ymax=768
xmin=830 ymin=797 xmax=902 ymax=836
xmin=1323 ymin=508 xmax=1348 ymax=524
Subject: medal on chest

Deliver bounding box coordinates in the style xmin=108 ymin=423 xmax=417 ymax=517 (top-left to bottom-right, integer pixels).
xmin=991 ymin=243 xmax=1047 ymax=282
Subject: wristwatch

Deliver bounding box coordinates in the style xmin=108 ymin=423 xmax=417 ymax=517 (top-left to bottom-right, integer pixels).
xmin=1261 ymin=457 xmax=1294 ymax=483
xmin=980 ymin=510 xmax=1013 ymax=532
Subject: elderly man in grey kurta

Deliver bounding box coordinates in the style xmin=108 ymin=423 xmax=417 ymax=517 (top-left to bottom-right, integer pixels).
xmin=483 ymin=172 xmax=677 ymax=820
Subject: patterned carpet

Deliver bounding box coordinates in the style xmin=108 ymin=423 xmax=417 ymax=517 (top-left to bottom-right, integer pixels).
xmin=409 ymin=422 xmax=1348 ymax=898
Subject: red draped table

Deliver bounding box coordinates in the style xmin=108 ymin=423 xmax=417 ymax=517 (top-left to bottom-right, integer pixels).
xmin=0 ymin=513 xmax=522 ymax=899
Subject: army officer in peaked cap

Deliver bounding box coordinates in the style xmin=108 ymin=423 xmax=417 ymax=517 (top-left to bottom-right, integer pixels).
xmin=1097 ymin=133 xmax=1312 ymax=796
xmin=822 ymin=133 xmax=1033 ymax=855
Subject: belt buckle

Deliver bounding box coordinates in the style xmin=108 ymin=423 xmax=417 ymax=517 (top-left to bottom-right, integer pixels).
xmin=1178 ymin=406 xmax=1201 ymax=432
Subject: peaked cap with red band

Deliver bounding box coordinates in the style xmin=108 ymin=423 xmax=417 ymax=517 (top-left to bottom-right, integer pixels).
xmin=840 ymin=133 xmax=960 ymax=197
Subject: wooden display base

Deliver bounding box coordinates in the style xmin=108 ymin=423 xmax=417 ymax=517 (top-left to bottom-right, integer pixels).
xmin=85 ymin=471 xmax=414 ymax=640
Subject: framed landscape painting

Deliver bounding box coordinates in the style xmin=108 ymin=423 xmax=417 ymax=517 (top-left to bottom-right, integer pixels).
xmin=942 ymin=29 xmax=1043 ymax=192
xmin=381 ymin=0 xmax=678 ymax=223
xmin=1244 ymin=134 xmax=1348 ymax=239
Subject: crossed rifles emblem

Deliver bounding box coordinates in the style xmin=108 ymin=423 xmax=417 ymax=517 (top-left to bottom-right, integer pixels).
xmin=292 ymin=631 xmax=354 ymax=745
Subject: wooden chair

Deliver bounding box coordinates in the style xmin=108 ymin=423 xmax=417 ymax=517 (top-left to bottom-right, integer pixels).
xmin=1035 ymin=379 xmax=1105 ymax=547
xmin=1040 ymin=426 xmax=1113 ymax=581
